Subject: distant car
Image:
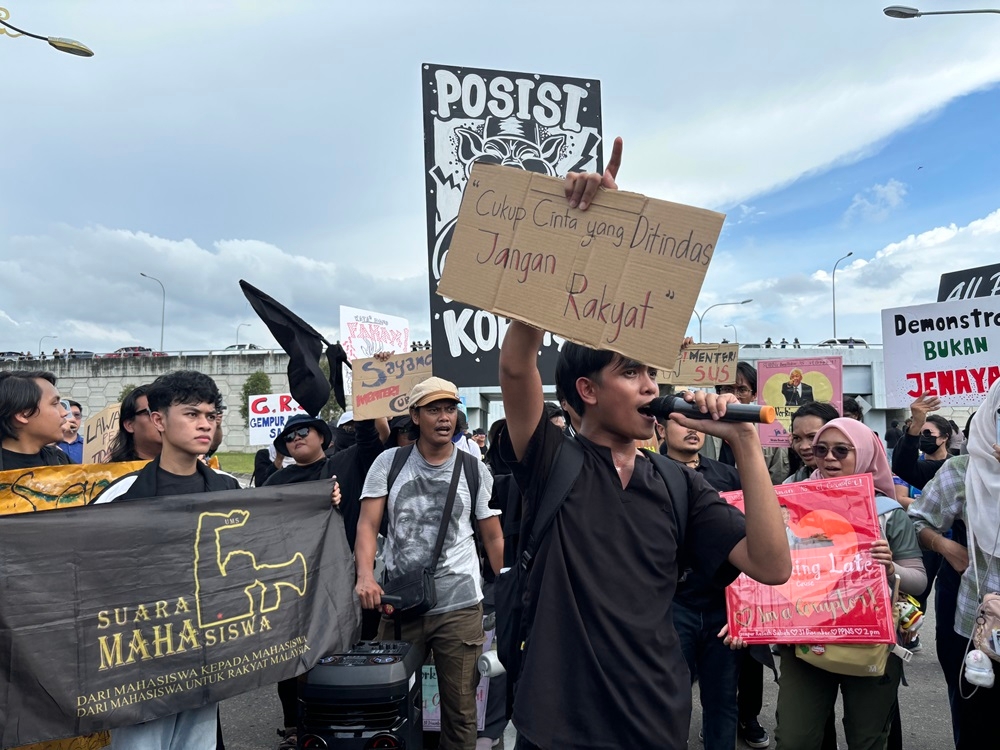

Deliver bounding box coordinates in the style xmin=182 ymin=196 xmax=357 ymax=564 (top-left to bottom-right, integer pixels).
xmin=69 ymin=351 xmax=95 ymax=360
xmin=102 ymin=346 xmax=166 ymax=358
xmin=220 ymin=344 xmax=264 ymax=353
xmin=817 ymin=338 xmax=869 ymax=349
xmin=0 ymin=351 xmax=24 ymax=361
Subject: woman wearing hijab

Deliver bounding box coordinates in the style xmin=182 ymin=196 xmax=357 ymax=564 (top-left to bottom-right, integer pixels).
xmin=775 ymin=418 xmax=926 ymax=750
xmin=908 ymin=381 xmax=1000 ymax=748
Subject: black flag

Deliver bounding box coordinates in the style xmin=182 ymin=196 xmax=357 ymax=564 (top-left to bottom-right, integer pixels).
xmin=240 ymin=281 xmax=335 ymax=416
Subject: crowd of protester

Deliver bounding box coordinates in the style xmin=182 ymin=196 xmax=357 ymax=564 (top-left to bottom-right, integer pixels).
xmin=2 ymin=158 xmax=999 ymax=750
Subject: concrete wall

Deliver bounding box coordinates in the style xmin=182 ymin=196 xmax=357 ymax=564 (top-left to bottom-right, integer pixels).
xmin=0 ymin=354 xmax=292 ymax=453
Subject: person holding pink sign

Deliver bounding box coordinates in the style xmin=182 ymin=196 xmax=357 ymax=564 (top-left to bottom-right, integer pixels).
xmin=775 ymin=418 xmax=925 ymax=750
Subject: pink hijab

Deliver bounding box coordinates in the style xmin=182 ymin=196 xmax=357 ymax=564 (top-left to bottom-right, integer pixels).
xmin=809 ymin=417 xmax=896 ymax=499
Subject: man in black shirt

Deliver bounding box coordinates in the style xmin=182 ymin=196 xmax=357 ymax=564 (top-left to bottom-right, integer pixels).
xmin=497 ymin=144 xmax=791 ymax=750
xmin=94 ymin=371 xmax=241 ymax=750
xmin=658 ymin=419 xmax=759 ymax=750
xmin=0 ymin=370 xmax=71 ymax=471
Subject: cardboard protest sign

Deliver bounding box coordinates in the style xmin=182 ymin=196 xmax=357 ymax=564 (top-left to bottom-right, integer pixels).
xmin=656 ymin=343 xmax=738 ymax=386
xmin=352 ymin=350 xmax=433 ymax=420
xmin=82 ymin=402 xmax=121 ymax=464
xmin=422 ymin=63 xmax=603 ymax=387
xmin=938 ymin=262 xmax=1000 ymax=301
xmin=247 ymin=393 xmax=308 ymax=445
xmin=881 ymin=298 xmax=1000 ymax=407
xmin=339 ymin=306 xmax=410 ymax=409
xmin=723 ymin=475 xmax=895 ymax=645
xmin=0 ymin=481 xmax=360 ymax=747
xmin=437 ymin=163 xmax=724 ymax=372
xmin=756 ymin=357 xmax=842 ymax=448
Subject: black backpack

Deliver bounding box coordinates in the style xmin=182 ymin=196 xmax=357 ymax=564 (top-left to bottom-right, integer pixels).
xmin=494 ymin=437 xmax=692 ymax=711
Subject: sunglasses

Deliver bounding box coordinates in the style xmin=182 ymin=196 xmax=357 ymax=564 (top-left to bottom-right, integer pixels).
xmin=283 ymin=427 xmax=311 ymax=442
xmin=813 ymin=444 xmax=855 ymax=460
xmin=920 ymin=429 xmax=941 ymax=439
xmin=134 ymin=408 xmax=152 ymax=418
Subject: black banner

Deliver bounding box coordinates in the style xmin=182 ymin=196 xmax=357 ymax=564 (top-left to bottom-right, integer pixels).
xmin=422 ymin=63 xmax=603 ymax=386
xmin=0 ymin=481 xmax=360 ymax=747
xmin=937 ymin=262 xmax=1000 ymax=301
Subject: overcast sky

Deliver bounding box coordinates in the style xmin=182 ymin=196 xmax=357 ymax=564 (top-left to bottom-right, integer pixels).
xmin=2 ymin=1 xmax=1000 ymax=357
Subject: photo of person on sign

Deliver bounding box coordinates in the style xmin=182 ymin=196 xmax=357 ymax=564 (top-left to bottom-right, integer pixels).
xmin=780 ymin=504 xmax=834 ymax=550
xmin=782 ymin=369 xmax=815 ymax=406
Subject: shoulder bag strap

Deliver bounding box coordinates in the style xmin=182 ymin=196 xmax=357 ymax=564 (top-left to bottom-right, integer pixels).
xmin=520 ymin=436 xmax=584 ymax=572
xmin=429 ymin=452 xmax=465 ymax=571
xmin=385 ymin=444 xmax=415 ymax=497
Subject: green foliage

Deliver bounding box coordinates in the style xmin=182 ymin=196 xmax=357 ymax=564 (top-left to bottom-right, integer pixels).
xmin=118 ymin=383 xmax=137 ymax=402
xmin=318 ymin=357 xmax=344 ymax=424
xmin=240 ymin=371 xmax=273 ymax=424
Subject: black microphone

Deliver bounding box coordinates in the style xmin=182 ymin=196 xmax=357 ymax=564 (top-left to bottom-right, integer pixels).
xmin=640 ymin=396 xmax=776 ymax=424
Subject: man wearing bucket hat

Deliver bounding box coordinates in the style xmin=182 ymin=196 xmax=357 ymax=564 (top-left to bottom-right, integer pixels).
xmin=356 ymin=376 xmax=504 ymax=750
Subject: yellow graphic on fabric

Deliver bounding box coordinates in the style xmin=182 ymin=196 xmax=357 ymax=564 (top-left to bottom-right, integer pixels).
xmin=0 ymin=462 xmax=146 ymax=516
xmin=194 ymin=509 xmax=308 ymax=629
xmin=0 ymin=464 xmax=140 ymax=749
xmin=9 ymin=734 xmax=110 ymax=750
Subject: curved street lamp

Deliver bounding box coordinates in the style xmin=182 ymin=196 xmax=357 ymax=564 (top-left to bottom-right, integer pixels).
xmin=692 ymin=299 xmax=753 ymax=343
xmin=832 ymin=252 xmax=854 ymax=340
xmin=140 ymin=273 xmax=166 ymax=352
xmin=0 ymin=7 xmax=93 ymax=56
xmin=725 ymin=323 xmax=738 ymax=344
xmin=38 ymin=334 xmax=57 ymax=358
xmin=884 ymin=5 xmax=1000 ymax=18
xmin=236 ymin=323 xmax=251 ymax=346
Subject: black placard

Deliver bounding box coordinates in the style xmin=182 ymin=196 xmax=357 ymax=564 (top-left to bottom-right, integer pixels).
xmin=937 ymin=262 xmax=1000 ymax=301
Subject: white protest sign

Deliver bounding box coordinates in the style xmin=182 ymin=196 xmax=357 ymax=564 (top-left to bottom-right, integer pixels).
xmin=881 ymin=298 xmax=1000 ymax=407
xmin=339 ymin=306 xmax=411 ymax=408
xmin=247 ymin=393 xmax=308 ymax=445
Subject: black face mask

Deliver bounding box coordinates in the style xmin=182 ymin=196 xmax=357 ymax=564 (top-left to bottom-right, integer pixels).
xmin=919 ymin=435 xmax=941 ymax=455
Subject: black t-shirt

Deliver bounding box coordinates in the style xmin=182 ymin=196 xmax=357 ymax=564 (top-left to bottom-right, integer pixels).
xmin=660 ymin=450 xmax=743 ymax=611
xmin=0 ymin=447 xmax=71 ymax=471
xmin=509 ymin=417 xmax=746 ymax=749
xmin=154 ymin=467 xmax=208 ymax=496
xmin=263 ymin=458 xmax=329 ymax=487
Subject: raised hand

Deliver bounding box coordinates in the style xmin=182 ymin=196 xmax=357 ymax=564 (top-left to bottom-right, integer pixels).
xmin=564 ymin=136 xmax=624 ymax=210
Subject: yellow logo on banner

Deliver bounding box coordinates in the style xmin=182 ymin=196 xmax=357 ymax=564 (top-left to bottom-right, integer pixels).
xmin=194 ymin=510 xmax=308 ymax=628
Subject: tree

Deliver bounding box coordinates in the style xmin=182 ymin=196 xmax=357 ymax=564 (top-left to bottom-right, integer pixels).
xmin=118 ymin=383 xmax=137 ymax=402
xmin=240 ymin=371 xmax=272 ymax=425
xmin=318 ymin=357 xmax=344 ymax=424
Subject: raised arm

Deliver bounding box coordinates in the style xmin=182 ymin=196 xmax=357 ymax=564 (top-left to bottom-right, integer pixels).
xmin=499 ymin=137 xmax=623 ymax=461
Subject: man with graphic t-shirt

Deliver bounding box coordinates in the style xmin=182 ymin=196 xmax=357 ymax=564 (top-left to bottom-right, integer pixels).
xmin=0 ymin=371 xmax=71 ymax=472
xmin=94 ymin=371 xmax=241 ymax=750
xmin=355 ymin=376 xmax=504 ymax=750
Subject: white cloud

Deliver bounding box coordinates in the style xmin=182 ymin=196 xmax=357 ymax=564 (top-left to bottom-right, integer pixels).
xmin=0 ymin=310 xmax=18 ymax=327
xmin=844 ymin=179 xmax=908 ymax=223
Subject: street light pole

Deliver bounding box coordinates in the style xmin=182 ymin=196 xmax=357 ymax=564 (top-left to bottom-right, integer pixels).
xmin=38 ymin=334 xmax=57 ymax=358
xmin=884 ymin=6 xmax=1000 ymax=18
xmin=692 ymin=299 xmax=753 ymax=342
xmin=236 ymin=323 xmax=250 ymax=346
xmin=725 ymin=323 xmax=738 ymax=344
xmin=0 ymin=7 xmax=94 ymax=55
xmin=832 ymin=252 xmax=854 ymax=340
xmin=140 ymin=273 xmax=166 ymax=352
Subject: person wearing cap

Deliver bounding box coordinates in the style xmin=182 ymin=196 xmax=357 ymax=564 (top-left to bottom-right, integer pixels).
xmin=356 ymin=376 xmax=504 ymax=750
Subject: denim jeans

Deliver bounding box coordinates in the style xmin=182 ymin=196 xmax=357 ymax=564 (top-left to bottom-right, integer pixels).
xmin=110 ymin=703 xmax=219 ymax=750
xmin=672 ymin=600 xmax=740 ymax=750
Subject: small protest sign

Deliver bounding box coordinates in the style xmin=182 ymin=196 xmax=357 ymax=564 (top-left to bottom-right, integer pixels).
xmin=756 ymin=357 xmax=842 ymax=448
xmin=437 ymin=163 xmax=724 ymax=372
xmin=723 ymin=475 xmax=895 ymax=645
xmin=339 ymin=306 xmax=410 ymax=409
xmin=881 ymin=297 xmax=1000 ymax=407
xmin=656 ymin=343 xmax=738 ymax=386
xmin=247 ymin=393 xmax=308 ymax=445
xmin=1 ymin=462 xmax=146 ymax=516
xmin=82 ymin=402 xmax=121 ymax=464
xmin=352 ymin=350 xmax=433 ymax=420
